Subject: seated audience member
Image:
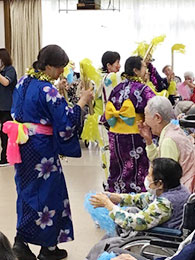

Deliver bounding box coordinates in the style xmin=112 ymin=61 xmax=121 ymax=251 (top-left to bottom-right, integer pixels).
xmin=90 ymin=158 xmax=189 ymax=232
xmin=138 ymin=96 xmax=195 ymax=193
xmin=177 ymin=71 xmax=195 ymax=101
xmin=162 ymin=65 xmax=176 ymax=105
xmin=174 ymin=101 xmax=195 ymax=142
xmin=174 ymin=100 xmax=194 ymax=119
xmin=147 ymin=62 xmax=176 ymax=105
xmin=162 ymin=65 xmax=175 ymax=83
xmin=183 ymin=71 xmax=195 ymax=90
xmin=184 ymin=72 xmax=195 ymax=103
xmin=0 ymin=231 xmax=16 ymax=260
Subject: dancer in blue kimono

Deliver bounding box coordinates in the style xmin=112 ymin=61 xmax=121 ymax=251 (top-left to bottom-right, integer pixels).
xmin=4 ymin=45 xmax=93 ymax=260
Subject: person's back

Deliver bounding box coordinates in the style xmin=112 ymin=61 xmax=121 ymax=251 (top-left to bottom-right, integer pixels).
xmin=160 ymin=185 xmax=189 ymax=229
xmin=109 ymin=79 xmax=153 ymax=114
xmin=161 ymin=123 xmax=195 ymax=192
xmin=104 ymin=56 xmax=156 ymax=193
xmin=12 ymin=75 xmax=55 ymax=124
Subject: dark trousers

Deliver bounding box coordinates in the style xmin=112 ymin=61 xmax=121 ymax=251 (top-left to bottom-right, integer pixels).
xmin=0 ymin=111 xmax=12 ymax=161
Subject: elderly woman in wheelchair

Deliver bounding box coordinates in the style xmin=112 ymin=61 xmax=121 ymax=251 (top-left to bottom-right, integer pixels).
xmin=87 ymin=158 xmax=191 ymax=260
xmin=90 ymin=158 xmax=189 ymax=232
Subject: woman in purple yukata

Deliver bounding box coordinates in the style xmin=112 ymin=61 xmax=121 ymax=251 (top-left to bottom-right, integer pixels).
xmin=105 ymin=56 xmax=155 ymax=193
xmin=4 ymin=45 xmax=93 ymax=260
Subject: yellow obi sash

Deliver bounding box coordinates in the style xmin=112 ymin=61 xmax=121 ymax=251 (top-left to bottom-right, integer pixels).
xmin=105 ymin=99 xmax=143 ymax=134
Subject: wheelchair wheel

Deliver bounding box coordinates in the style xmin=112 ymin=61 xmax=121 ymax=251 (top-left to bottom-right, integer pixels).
xmin=120 ymin=235 xmax=176 ymax=258
xmin=179 ymin=115 xmax=195 ymax=128
xmin=120 ymin=235 xmax=155 ymax=252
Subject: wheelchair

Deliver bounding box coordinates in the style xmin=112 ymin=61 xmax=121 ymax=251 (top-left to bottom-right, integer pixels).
xmin=118 ymin=193 xmax=195 ymax=259
xmin=100 ymin=114 xmax=195 ymax=259
xmin=118 ymin=113 xmax=195 ymax=259
xmin=179 ymin=114 xmax=195 ymax=129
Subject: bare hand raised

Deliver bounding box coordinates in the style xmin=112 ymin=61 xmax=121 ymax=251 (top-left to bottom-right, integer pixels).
xmin=77 ymin=88 xmax=94 ymax=109
xmin=57 ymin=79 xmax=69 ymax=95
xmin=90 ymin=193 xmax=114 ymax=211
xmin=138 ymin=121 xmax=152 ymax=145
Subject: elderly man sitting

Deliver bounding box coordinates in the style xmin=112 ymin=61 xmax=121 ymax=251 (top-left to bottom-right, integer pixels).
xmin=138 ymin=96 xmax=195 ymax=193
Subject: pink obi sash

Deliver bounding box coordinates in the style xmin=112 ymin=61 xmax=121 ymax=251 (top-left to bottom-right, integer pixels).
xmin=2 ymin=121 xmax=53 ymax=165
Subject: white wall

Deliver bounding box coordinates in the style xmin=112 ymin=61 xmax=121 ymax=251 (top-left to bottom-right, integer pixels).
xmin=0 ymin=1 xmax=5 ymax=48
xmin=42 ymin=0 xmax=195 ymax=80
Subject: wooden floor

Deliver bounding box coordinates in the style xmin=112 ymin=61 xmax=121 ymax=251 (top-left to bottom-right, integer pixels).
xmin=0 ymin=142 xmax=104 ymax=259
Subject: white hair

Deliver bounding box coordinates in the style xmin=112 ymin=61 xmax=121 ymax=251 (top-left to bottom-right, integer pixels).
xmin=184 ymin=71 xmax=194 ymax=79
xmin=147 ymin=96 xmax=174 ymax=122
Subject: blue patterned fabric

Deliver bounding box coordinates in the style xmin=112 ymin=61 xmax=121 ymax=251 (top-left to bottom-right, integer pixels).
xmin=11 ymin=76 xmax=81 ymax=246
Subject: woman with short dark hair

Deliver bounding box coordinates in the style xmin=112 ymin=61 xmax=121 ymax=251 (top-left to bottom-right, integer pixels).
xmin=100 ymin=50 xmax=121 ymax=104
xmin=81 ymin=50 xmax=121 ymax=184
xmin=3 ymin=45 xmax=93 ymax=260
xmin=123 ymin=56 xmax=143 ymax=76
xmin=0 ymin=48 xmax=17 ymax=166
xmin=0 ymin=48 xmax=12 ymax=66
xmin=101 ymin=51 xmax=121 ymax=73
xmin=152 ymin=157 xmax=182 ymax=191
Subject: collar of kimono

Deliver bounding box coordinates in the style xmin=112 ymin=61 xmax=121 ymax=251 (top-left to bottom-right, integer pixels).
xmin=26 ymin=68 xmax=55 ymax=84
xmin=121 ymin=75 xmax=145 ymax=84
xmin=105 ymin=99 xmax=143 ymax=134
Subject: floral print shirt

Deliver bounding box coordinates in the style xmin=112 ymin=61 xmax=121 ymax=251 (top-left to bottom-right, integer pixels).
xmin=109 ymin=192 xmax=172 ymax=231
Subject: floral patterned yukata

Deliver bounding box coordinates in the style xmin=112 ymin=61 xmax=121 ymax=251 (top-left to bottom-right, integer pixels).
xmin=106 ymin=78 xmax=155 ymax=193
xmin=11 ymin=72 xmax=81 ymax=247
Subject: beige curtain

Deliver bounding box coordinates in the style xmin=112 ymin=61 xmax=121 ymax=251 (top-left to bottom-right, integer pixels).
xmin=3 ymin=0 xmax=11 ymax=54
xmin=10 ymin=0 xmax=42 ymax=78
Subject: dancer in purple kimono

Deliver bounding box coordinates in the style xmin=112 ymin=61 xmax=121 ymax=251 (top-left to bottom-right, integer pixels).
xmin=4 ymin=45 xmax=93 ymax=260
xmin=105 ymin=56 xmax=155 ymax=193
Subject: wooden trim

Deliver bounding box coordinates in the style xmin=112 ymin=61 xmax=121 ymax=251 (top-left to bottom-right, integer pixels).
xmin=3 ymin=0 xmax=11 ymax=53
